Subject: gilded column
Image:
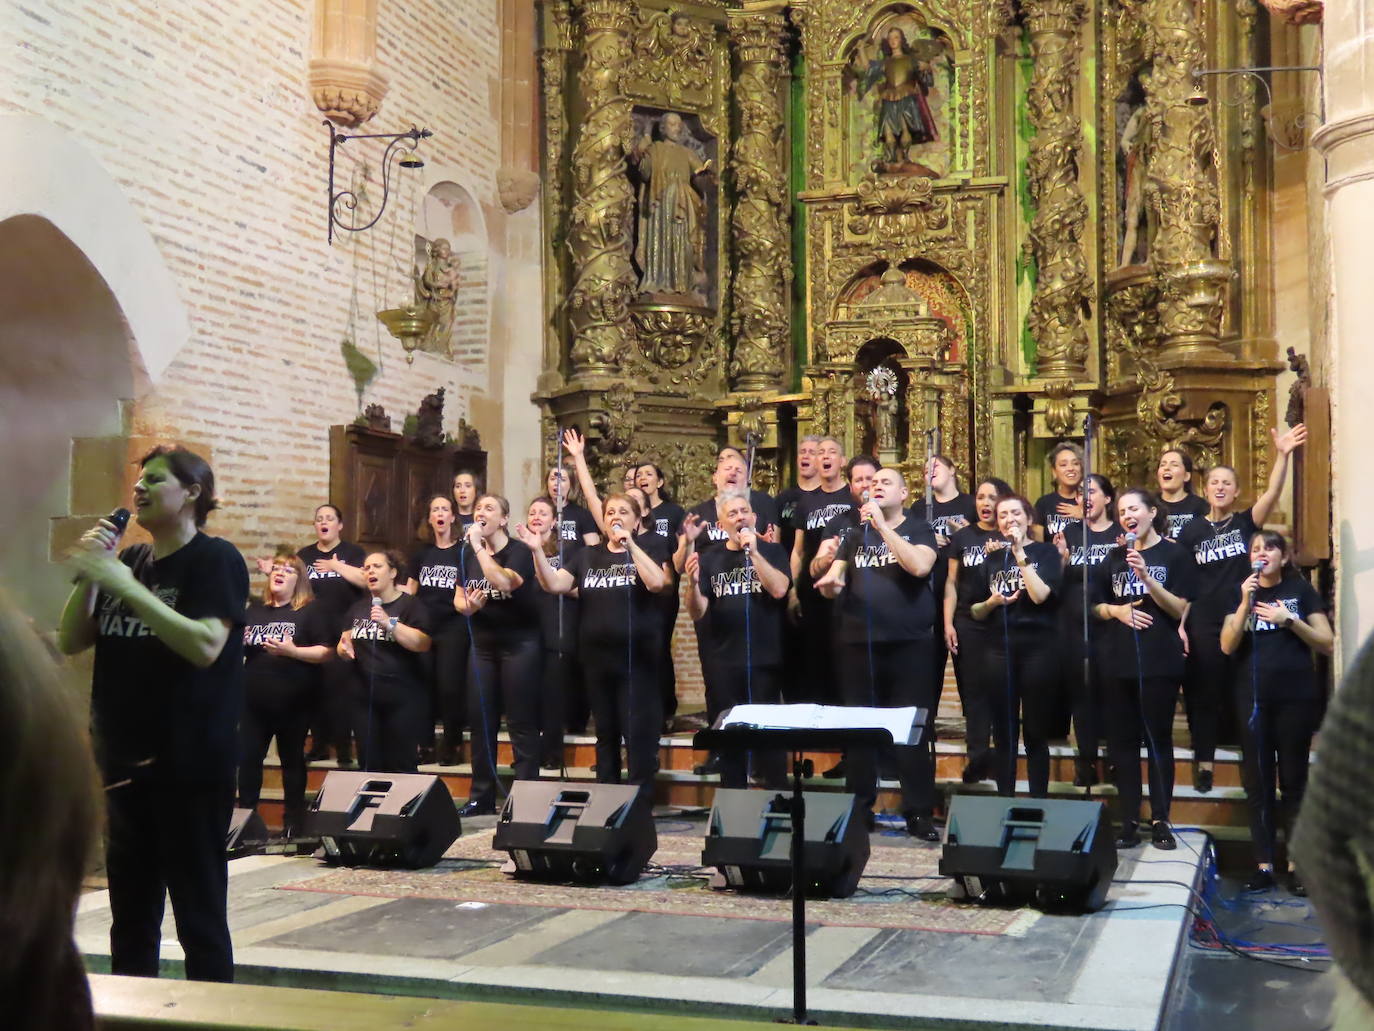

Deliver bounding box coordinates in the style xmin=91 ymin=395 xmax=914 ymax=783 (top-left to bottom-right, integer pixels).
xmin=538 ymin=0 xmax=573 ymax=379
xmin=1142 ymin=0 xmax=1231 ymax=357
xmin=727 ymin=9 xmax=791 ymax=393
xmin=1022 ymin=0 xmax=1092 ymax=380
xmin=566 ymin=0 xmax=637 ymax=376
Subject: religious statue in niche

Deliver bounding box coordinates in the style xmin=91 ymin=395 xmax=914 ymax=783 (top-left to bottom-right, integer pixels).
xmin=846 ymin=16 xmax=952 ymax=178
xmin=862 ymin=364 xmax=902 ymax=459
xmin=629 ymin=110 xmax=716 ymax=307
xmin=414 ymin=237 xmax=461 ymax=356
xmin=1115 ymin=78 xmax=1152 ymax=267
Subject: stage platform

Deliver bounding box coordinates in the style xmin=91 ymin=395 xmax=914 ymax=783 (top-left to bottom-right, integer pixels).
xmin=77 ymin=815 xmax=1208 ymax=1031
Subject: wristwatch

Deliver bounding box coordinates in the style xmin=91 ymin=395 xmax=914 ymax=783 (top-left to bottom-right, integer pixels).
xmin=388 ymin=616 xmax=399 ymax=630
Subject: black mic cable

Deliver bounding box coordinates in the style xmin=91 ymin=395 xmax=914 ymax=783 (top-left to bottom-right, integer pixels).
xmin=999 ymin=545 xmax=1017 ymax=796
xmin=460 ymin=539 xmax=505 ymax=803
xmin=1245 ymin=558 xmax=1273 ymax=872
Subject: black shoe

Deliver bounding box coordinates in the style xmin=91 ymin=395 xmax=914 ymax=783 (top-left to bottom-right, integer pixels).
xmin=306 ymin=747 xmax=331 ymax=763
xmin=1245 ymin=868 xmax=1277 ymax=892
xmin=1193 ymin=766 xmax=1213 ymax=793
xmin=541 ymin=759 xmax=561 ymax=772
xmin=1287 ymin=870 xmax=1307 ymax=897
xmin=863 ymin=810 xmax=876 ymax=832
xmin=822 ymin=759 xmax=847 ymax=779
xmin=1073 ymin=759 xmax=1099 ymax=788
xmin=693 ymin=755 xmax=722 ymax=776
xmin=458 ymin=800 xmax=496 ymax=819
xmin=961 ymin=762 xmax=983 ymax=785
xmin=906 ymin=815 xmax=941 ymax=842
xmin=1114 ymin=821 xmax=1140 ymax=849
xmin=436 ymin=746 xmax=460 ymax=767
xmin=417 ymin=745 xmax=437 ymax=766
xmin=1150 ymin=820 xmax=1177 ymax=851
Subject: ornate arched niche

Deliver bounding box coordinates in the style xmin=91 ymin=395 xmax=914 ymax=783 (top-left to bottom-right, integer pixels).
xmin=810 ymin=260 xmax=971 ymax=480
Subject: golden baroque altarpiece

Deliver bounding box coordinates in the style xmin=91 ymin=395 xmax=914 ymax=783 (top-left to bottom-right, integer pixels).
xmin=533 ymin=0 xmax=1283 ymax=505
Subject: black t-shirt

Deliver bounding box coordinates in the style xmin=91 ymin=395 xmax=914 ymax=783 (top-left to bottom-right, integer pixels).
xmin=460 ymin=539 xmax=539 ymax=644
xmin=949 ymin=525 xmax=1001 ymax=629
xmin=1229 ymin=574 xmax=1326 ymax=702
xmin=796 ymin=487 xmax=856 ymax=569
xmin=647 ymin=501 xmax=687 ymax=545
xmin=346 ymin=592 xmax=430 ymax=686
xmin=1058 ymin=525 xmax=1120 ymax=627
xmin=409 ymin=541 xmax=463 ymax=631
xmin=243 ymin=601 xmax=325 ymax=702
xmin=1159 ymin=493 xmax=1209 ymax=541
xmin=697 ymin=541 xmax=791 ymax=668
xmin=833 ymin=515 xmax=939 ymax=643
xmin=925 ymin=493 xmax=978 ymax=595
xmin=91 ymin=534 xmax=249 ymax=785
xmin=535 ymin=550 xmax=579 ymax=654
xmin=1034 ymin=491 xmax=1083 ymax=539
xmin=1177 ymin=508 xmax=1259 ymax=622
xmin=567 ymin=536 xmax=672 ymax=649
xmin=555 ymin=501 xmax=600 ymax=547
xmin=976 ymin=541 xmax=1062 ymax=635
xmin=686 ymin=491 xmax=780 ymax=551
xmin=776 ymin=485 xmax=806 ymax=553
xmin=297 ymin=540 xmax=366 ymax=631
xmin=1091 ymin=539 xmax=1197 ymax=679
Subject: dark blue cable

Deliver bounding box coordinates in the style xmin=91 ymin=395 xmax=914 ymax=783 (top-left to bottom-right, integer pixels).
xmin=1247 ymin=594 xmax=1272 ymax=867
xmin=1000 ymin=547 xmax=1016 ymax=795
xmin=1128 ymin=544 xmax=1171 ymax=835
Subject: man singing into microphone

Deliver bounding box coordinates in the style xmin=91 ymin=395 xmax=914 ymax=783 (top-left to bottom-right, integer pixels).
xmin=685 ymin=489 xmax=791 ymax=789
xmin=814 ymin=467 xmax=940 ymax=838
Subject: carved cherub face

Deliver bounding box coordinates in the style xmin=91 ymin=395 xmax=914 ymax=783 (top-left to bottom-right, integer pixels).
xmin=431 ymin=239 xmax=451 ymax=259
xmin=671 ymin=14 xmax=689 ymax=36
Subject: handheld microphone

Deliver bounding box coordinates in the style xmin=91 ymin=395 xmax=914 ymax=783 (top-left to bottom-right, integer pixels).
xmin=1124 ymin=530 xmax=1137 ymax=547
xmin=72 ymin=507 xmax=132 ymax=583
xmin=1251 ymin=559 xmax=1266 ymax=572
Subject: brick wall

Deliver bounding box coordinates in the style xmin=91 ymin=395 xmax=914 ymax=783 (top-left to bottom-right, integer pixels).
xmin=3 ymin=0 xmax=519 ymax=566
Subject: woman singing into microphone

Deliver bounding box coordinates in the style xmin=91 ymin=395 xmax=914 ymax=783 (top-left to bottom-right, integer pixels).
xmin=1092 ymin=489 xmax=1196 ymax=850
xmin=518 ymin=494 xmax=671 ymax=792
xmin=971 ymin=494 xmax=1062 ymax=798
xmin=407 ymin=494 xmax=464 ymax=765
xmin=453 ymin=494 xmax=540 ymax=818
xmin=944 ymin=476 xmax=1013 ymax=784
xmin=58 ymin=445 xmax=248 ymax=983
xmin=338 ymin=551 xmax=432 ymax=773
xmin=238 ymin=551 xmax=331 ymax=837
xmin=1221 ymin=531 xmax=1332 ymax=892
xmin=524 ymin=496 xmax=580 ymax=771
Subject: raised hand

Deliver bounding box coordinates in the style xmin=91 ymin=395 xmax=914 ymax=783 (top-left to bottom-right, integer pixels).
xmin=1052 ymin=531 xmax=1069 ymax=563
xmin=562 ymin=427 xmax=585 ymax=457
xmin=760 ymin=523 xmax=778 ymax=544
xmin=514 ymin=522 xmax=541 ymax=550
xmin=1272 ymin=423 xmax=1307 ymax=456
xmin=680 ymin=512 xmax=705 ymax=542
xmin=256 ymin=556 xmax=273 ymax=575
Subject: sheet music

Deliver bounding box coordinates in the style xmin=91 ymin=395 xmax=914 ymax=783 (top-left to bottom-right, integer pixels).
xmin=719 ymin=703 xmax=920 ymax=745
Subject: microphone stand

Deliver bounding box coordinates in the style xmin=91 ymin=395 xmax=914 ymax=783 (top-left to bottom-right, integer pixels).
xmin=1081 ymin=414 xmax=1093 ymax=796
xmin=925 ymin=428 xmax=936 ymax=528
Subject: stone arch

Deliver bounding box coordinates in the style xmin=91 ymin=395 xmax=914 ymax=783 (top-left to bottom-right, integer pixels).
xmin=0 ymin=115 xmax=190 ymax=382
xmin=413 ymin=177 xmax=491 ymax=374
xmin=0 ymin=215 xmax=138 ymax=628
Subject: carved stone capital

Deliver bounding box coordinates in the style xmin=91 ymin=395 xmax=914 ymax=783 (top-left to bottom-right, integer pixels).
xmin=309 ymin=0 xmax=388 ymax=127
xmin=497 ymin=168 xmax=541 ymax=213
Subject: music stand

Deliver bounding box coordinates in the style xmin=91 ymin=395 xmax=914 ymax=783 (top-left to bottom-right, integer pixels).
xmin=696 ymin=706 xmax=926 ymax=1026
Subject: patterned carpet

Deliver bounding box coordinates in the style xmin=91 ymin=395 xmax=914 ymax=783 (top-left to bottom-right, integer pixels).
xmin=275 ymin=831 xmax=1039 ymax=936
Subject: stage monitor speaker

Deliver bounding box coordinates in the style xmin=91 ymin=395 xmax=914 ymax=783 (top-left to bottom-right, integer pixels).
xmin=702 ymin=789 xmax=870 ymax=899
xmin=493 ymin=781 xmax=657 ymax=886
xmin=939 ymin=794 xmax=1118 ymax=911
xmin=306 ymin=771 xmax=460 ymax=869
xmin=226 ymin=807 xmax=267 ymax=856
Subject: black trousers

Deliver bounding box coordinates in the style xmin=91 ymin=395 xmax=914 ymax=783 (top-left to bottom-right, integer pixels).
xmin=435 ymin=618 xmax=470 ymax=751
xmin=540 ymin=647 xmax=573 ymax=767
xmin=312 ymin=654 xmax=354 ymax=759
xmin=712 ymin=662 xmax=787 ymax=789
xmin=981 ymin=633 xmax=1059 ymax=797
xmin=352 ymin=675 xmax=427 ymax=773
xmin=237 ymin=685 xmax=311 ymax=832
xmin=1061 ymin=629 xmax=1103 ymax=764
xmin=840 ymin=637 xmax=936 ymax=817
xmin=1105 ymin=675 xmax=1179 ymax=824
xmin=798 ymin=592 xmax=840 ymax=705
xmin=952 ymin=619 xmax=993 ymax=773
xmin=1182 ymin=612 xmax=1231 ymax=761
xmin=467 ymin=633 xmax=543 ymax=808
xmin=1233 ymin=680 xmax=1320 ymax=866
xmin=105 ymin=776 xmax=235 ymax=982
xmin=582 ymin=641 xmax=662 ymax=789
xmin=658 ymin=592 xmax=681 ymax=721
